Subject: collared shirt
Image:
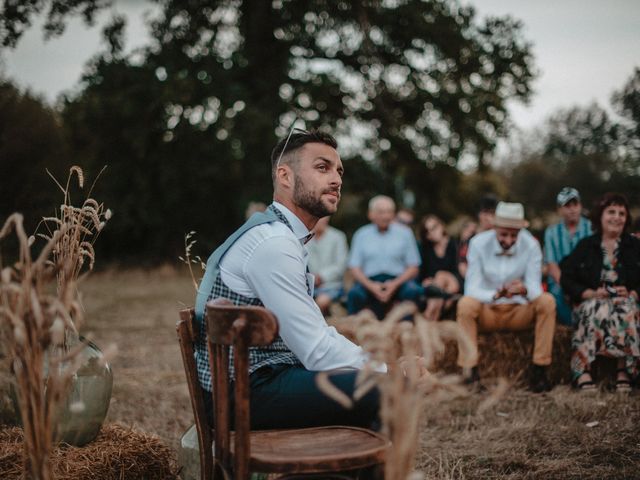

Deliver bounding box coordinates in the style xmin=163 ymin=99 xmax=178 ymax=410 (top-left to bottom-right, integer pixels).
xmin=464 ymin=229 xmax=543 ymax=304
xmin=544 ymin=216 xmax=592 ymax=268
xmin=219 ymin=202 xmax=379 ymax=372
xmin=348 ymin=222 xmax=421 ymax=277
xmin=307 ymin=226 xmax=348 ymax=291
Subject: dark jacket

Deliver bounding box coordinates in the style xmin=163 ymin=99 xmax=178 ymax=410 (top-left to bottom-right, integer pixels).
xmin=560 ymin=233 xmax=640 ymax=304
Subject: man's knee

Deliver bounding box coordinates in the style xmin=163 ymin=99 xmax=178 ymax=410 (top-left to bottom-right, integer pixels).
xmin=456 ymin=296 xmax=482 ymax=319
xmin=397 ymin=279 xmax=423 ymax=301
xmin=534 ymin=292 xmax=556 ymax=315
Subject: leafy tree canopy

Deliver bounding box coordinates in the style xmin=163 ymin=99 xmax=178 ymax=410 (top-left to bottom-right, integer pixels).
xmin=4 ymin=0 xmax=536 ymax=260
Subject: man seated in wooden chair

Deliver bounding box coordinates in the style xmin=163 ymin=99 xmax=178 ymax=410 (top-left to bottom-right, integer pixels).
xmin=194 ymin=128 xmax=385 ymax=431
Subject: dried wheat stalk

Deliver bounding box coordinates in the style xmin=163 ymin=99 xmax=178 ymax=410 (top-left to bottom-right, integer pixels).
xmin=33 ymin=166 xmax=111 ymax=324
xmin=0 ymin=166 xmax=113 ymax=479
xmin=0 ymin=214 xmax=89 ymax=480
xmin=319 ymin=302 xmax=481 ymax=480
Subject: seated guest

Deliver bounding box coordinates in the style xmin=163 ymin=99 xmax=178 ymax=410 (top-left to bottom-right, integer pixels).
xmin=560 ymin=193 xmax=640 ymax=392
xmin=456 ymin=202 xmax=556 ymax=392
xmin=307 ymin=216 xmax=348 ymax=315
xmin=418 ymin=214 xmax=462 ymax=321
xmin=195 ymin=129 xmax=381 ymax=430
xmin=543 ymin=187 xmax=592 ymax=326
xmin=458 ymin=194 xmax=498 ymax=278
xmin=395 ymin=207 xmax=415 ymax=228
xmin=347 ymin=195 xmax=423 ymax=319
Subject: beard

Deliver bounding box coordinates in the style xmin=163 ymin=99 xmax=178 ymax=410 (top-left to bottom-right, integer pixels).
xmin=292 ymin=173 xmax=339 ymax=218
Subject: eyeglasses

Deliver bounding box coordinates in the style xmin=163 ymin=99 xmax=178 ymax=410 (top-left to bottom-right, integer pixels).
xmin=275 ymin=125 xmax=309 ymax=169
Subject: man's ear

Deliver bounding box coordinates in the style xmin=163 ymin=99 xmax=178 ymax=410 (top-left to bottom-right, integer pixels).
xmin=276 ymin=164 xmax=293 ymax=190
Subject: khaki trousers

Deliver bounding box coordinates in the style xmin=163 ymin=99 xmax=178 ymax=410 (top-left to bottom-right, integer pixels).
xmin=456 ymin=293 xmax=556 ymax=368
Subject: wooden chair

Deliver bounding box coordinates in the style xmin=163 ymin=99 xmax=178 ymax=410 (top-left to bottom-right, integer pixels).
xmin=177 ymin=303 xmax=389 ymax=480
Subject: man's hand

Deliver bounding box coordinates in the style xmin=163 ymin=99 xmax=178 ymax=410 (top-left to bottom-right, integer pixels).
xmin=421 ymin=277 xmax=434 ymax=287
xmin=504 ymin=279 xmax=527 ymax=298
xmin=314 ymin=274 xmax=323 ymax=287
xmin=368 ymin=282 xmax=388 ymax=302
xmin=380 ymin=279 xmax=400 ymax=303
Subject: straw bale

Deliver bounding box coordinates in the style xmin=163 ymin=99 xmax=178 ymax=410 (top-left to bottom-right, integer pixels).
xmin=0 ymin=423 xmax=179 ymax=479
xmin=329 ymin=315 xmax=573 ymax=385
xmin=432 ymin=325 xmax=573 ymax=385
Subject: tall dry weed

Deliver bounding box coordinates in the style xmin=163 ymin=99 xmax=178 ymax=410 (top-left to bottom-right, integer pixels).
xmin=0 ymin=166 xmax=113 ymax=479
xmin=0 ymin=214 xmax=88 ymax=479
xmin=34 ymin=166 xmax=111 ymax=330
xmin=319 ymin=303 xmax=481 ymax=480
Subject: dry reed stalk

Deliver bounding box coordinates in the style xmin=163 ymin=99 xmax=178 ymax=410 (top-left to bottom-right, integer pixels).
xmin=34 ymin=166 xmax=111 ymax=329
xmin=0 ymin=214 xmax=89 ymax=480
xmin=0 ymin=166 xmax=112 ymax=479
xmin=178 ymin=231 xmax=205 ymax=292
xmin=319 ymin=303 xmax=486 ymax=480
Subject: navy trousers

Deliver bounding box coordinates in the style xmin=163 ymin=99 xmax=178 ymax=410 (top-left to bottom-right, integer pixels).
xmin=203 ymin=364 xmax=380 ymax=431
xmin=347 ymin=273 xmax=424 ymax=319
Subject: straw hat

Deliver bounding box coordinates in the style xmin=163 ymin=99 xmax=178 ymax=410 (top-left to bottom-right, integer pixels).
xmin=493 ymin=202 xmax=529 ymax=229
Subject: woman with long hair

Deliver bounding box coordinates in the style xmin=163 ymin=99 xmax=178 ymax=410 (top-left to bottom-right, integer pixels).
xmin=418 ymin=214 xmax=462 ymax=321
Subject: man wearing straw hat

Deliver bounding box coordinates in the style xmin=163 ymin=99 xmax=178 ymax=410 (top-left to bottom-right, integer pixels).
xmin=456 ymin=201 xmax=556 ymax=392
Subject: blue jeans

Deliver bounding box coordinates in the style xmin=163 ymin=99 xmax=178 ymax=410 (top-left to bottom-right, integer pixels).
xmin=347 ymin=273 xmax=424 ymax=319
xmin=548 ymin=280 xmax=573 ymax=326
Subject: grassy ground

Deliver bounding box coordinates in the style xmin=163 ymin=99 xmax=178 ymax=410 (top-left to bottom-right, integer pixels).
xmin=80 ymin=267 xmax=640 ymax=479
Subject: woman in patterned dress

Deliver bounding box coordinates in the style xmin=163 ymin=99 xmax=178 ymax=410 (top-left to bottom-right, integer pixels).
xmin=560 ymin=193 xmax=640 ymax=392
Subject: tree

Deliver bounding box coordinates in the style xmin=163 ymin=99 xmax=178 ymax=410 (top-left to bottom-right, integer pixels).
xmin=612 ymin=67 xmax=640 ymax=164
xmin=0 ymin=0 xmax=108 ymax=47
xmin=8 ymin=1 xmax=536 ymax=261
xmin=0 ymin=79 xmax=69 ymax=232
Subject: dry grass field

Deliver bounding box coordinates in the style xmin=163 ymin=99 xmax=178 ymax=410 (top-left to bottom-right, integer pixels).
xmin=79 ymin=267 xmax=640 ymax=479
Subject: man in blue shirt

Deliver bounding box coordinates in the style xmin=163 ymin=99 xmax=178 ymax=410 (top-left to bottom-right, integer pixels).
xmin=347 ymin=195 xmax=423 ymax=319
xmin=543 ymin=187 xmax=592 ymax=326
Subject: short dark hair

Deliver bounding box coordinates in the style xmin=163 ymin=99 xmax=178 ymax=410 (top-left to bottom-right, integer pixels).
xmin=592 ymin=192 xmax=632 ymax=234
xmin=270 ymin=128 xmax=338 ymax=181
xmin=478 ymin=194 xmax=498 ymax=214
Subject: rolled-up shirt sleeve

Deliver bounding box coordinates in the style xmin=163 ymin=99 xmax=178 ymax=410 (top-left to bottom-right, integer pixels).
xmin=244 ymin=235 xmax=383 ymax=372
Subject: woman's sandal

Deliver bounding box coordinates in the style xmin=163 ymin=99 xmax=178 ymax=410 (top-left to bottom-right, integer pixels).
xmin=615 ymin=369 xmax=632 ymax=393
xmin=574 ymin=374 xmax=597 ymax=392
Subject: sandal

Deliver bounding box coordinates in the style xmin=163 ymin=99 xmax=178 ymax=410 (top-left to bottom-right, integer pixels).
xmin=574 ymin=373 xmax=597 ymax=392
xmin=615 ymin=369 xmax=632 ymax=393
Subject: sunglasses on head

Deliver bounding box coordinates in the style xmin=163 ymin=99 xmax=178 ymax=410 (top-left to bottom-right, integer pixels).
xmin=275 ymin=125 xmax=310 ymax=169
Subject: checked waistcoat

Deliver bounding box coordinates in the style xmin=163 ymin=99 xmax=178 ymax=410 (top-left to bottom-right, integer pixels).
xmin=194 ymin=204 xmax=304 ymax=392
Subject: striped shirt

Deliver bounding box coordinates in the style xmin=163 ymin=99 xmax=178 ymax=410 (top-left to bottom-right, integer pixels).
xmin=543 ymin=216 xmax=592 ymax=277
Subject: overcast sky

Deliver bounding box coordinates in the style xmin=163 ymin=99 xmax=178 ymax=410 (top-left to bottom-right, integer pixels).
xmin=1 ymin=0 xmax=639 ymax=132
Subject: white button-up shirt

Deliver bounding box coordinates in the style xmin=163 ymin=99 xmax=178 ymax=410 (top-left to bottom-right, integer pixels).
xmin=464 ymin=229 xmax=543 ymax=304
xmin=219 ymin=202 xmax=383 ymax=372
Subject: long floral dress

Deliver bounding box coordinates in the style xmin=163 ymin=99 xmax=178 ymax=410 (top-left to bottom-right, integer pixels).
xmin=571 ymin=241 xmax=640 ymax=380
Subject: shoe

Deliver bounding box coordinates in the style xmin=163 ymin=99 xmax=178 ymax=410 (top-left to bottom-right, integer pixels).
xmin=463 ymin=366 xmax=485 ymax=392
xmin=529 ymin=365 xmax=552 ymax=393
xmin=573 ymin=373 xmax=597 ymax=393
xmin=615 ymin=368 xmax=632 ymax=393
xmin=423 ymin=285 xmax=452 ymax=299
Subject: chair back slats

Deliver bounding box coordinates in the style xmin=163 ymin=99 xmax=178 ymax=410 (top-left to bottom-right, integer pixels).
xmin=205 ymin=301 xmax=279 ymax=480
xmin=177 ymin=309 xmax=213 ymax=480
xmin=233 ymin=326 xmax=251 ymax=480
xmin=211 ymin=344 xmax=230 ymax=470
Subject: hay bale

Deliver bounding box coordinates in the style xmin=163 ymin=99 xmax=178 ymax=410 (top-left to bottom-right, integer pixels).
xmin=329 ymin=314 xmax=573 ymax=385
xmin=432 ymin=325 xmax=573 ymax=385
xmin=0 ymin=423 xmax=179 ymax=479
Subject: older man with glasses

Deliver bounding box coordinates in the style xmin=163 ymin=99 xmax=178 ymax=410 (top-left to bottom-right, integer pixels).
xmin=194 ymin=128 xmax=383 ymax=431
